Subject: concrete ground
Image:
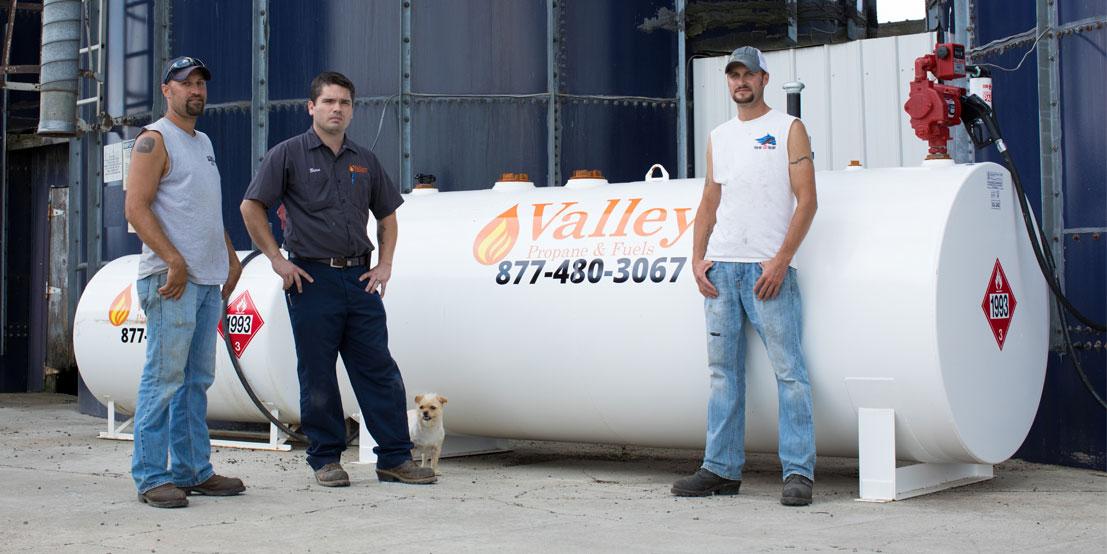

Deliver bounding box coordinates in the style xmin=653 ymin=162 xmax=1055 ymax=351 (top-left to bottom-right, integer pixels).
xmin=1 ymin=393 xmax=1103 ymax=553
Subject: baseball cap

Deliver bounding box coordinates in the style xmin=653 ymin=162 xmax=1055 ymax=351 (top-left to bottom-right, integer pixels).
xmin=162 ymin=56 xmax=212 ymax=84
xmin=725 ymin=46 xmax=767 ymax=74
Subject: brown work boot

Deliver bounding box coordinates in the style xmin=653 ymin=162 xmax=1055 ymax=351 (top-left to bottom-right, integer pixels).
xmin=180 ymin=474 xmax=246 ymax=496
xmin=314 ymin=462 xmax=350 ymax=487
xmin=137 ymin=483 xmax=188 ymax=508
xmin=375 ymin=459 xmax=437 ymax=484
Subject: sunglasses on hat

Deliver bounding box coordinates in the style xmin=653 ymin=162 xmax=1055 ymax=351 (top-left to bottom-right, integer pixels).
xmin=162 ymin=56 xmax=210 ymax=84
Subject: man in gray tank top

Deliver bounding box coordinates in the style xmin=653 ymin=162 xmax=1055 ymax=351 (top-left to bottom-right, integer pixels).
xmin=124 ymin=56 xmax=245 ymax=508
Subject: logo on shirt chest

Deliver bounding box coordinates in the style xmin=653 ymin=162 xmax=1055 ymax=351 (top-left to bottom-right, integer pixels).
xmin=754 ymin=134 xmax=777 ymax=150
xmin=206 ymin=155 xmax=216 ymax=165
xmin=349 ymin=165 xmax=369 ymax=173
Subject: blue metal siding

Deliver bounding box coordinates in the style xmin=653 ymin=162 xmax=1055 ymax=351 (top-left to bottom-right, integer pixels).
xmin=973 ymin=0 xmax=1106 ymax=470
xmin=1059 ymin=30 xmax=1106 ymax=230
xmin=170 ymin=0 xmax=253 ymax=106
xmin=411 ymin=101 xmax=548 ymax=190
xmin=412 ymin=0 xmax=546 ymax=94
xmin=560 ymin=101 xmax=677 ymax=184
xmin=268 ymin=0 xmax=402 ymax=99
xmin=1060 ymin=0 xmax=1103 ymax=22
xmin=563 ymin=1 xmax=676 ymax=98
xmin=972 ymin=0 xmax=1036 ymax=46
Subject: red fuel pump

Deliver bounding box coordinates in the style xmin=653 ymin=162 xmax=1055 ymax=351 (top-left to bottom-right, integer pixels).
xmin=903 ymin=43 xmax=966 ymax=158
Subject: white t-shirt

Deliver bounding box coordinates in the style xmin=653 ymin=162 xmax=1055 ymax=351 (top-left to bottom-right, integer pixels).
xmin=705 ymin=109 xmax=797 ymax=264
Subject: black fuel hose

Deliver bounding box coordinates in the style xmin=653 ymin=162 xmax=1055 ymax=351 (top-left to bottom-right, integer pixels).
xmin=960 ymin=94 xmax=1106 ymax=410
xmin=960 ymin=94 xmax=1105 ymax=332
xmin=221 ymin=249 xmax=308 ymax=442
xmin=221 ymin=250 xmax=362 ymax=443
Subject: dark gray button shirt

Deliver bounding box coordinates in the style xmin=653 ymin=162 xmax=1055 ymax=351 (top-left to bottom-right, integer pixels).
xmin=244 ymin=127 xmax=403 ymax=258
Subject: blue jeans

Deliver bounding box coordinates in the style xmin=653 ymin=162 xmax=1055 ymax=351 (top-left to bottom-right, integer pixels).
xmin=132 ymin=274 xmax=220 ymax=493
xmin=702 ymin=262 xmax=815 ymax=481
xmin=286 ymin=259 xmax=413 ymax=471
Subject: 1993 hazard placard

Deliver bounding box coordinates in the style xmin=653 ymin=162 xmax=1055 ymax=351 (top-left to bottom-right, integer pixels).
xmin=218 ymin=291 xmax=265 ymax=358
xmin=981 ymin=259 xmax=1017 ymax=350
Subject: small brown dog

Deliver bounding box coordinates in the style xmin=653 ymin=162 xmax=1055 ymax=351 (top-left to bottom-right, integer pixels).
xmin=407 ymin=394 xmax=447 ymax=475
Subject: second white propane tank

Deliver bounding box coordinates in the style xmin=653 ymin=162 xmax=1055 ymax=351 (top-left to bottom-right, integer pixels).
xmin=74 ymin=161 xmax=1048 ymax=465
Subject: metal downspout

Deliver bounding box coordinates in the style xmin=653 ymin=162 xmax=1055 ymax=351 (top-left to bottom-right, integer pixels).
xmin=1036 ymin=0 xmax=1064 ymax=348
xmin=151 ymin=0 xmax=169 ymax=119
xmin=949 ymin=0 xmax=972 ymax=163
xmin=1 ymin=1 xmax=11 ymax=355
xmin=400 ymin=1 xmax=412 ymax=193
xmin=82 ymin=0 xmax=103 ymax=281
xmin=251 ymin=0 xmax=268 ymax=179
xmin=37 ymin=0 xmax=80 ymax=136
xmin=675 ymin=0 xmax=687 ymax=179
xmin=547 ymin=0 xmax=558 ymax=187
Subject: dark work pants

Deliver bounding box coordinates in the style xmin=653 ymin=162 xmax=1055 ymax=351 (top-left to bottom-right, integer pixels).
xmin=285 ymin=259 xmax=413 ymax=470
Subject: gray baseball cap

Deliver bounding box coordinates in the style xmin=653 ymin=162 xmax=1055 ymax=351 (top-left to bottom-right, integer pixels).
xmin=725 ymin=46 xmax=768 ymax=74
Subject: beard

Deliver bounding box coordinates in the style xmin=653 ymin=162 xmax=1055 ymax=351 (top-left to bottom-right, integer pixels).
xmin=732 ymin=90 xmax=755 ymax=104
xmin=184 ymin=97 xmax=205 ymax=116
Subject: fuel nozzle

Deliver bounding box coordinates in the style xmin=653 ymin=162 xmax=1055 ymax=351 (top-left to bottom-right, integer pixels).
xmin=959 ymin=92 xmax=1005 ymax=152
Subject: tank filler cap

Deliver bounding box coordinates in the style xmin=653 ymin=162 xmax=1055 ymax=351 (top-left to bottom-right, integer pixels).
xmin=845 ymin=160 xmax=863 ymax=171
xmin=410 ymin=173 xmax=440 ymax=195
xmin=493 ymin=173 xmax=536 ymax=191
xmin=565 ymin=169 xmax=608 ymax=188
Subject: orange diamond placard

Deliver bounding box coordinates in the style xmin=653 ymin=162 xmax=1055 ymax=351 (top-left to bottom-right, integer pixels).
xmin=218 ymin=291 xmax=265 ymax=358
xmin=981 ymin=259 xmax=1017 ymax=350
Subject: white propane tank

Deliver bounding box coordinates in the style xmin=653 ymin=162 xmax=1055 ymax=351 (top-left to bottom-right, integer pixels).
xmin=74 ymin=161 xmax=1047 ymax=465
xmin=74 ymin=255 xmax=362 ymax=423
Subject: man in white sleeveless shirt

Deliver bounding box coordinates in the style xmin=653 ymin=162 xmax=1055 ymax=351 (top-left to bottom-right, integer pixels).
xmin=672 ymin=47 xmax=818 ymax=505
xmin=124 ymin=56 xmax=245 ymax=508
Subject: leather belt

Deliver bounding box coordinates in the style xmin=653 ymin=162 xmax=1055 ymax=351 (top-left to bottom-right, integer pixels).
xmin=292 ymin=254 xmax=368 ymax=268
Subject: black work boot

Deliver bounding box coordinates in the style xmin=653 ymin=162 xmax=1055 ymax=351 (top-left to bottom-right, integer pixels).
xmin=781 ymin=474 xmax=813 ymax=506
xmin=671 ymin=468 xmax=742 ymax=497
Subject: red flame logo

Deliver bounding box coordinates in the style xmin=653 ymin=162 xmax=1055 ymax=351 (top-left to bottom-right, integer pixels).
xmin=472 ymin=205 xmax=520 ymax=265
xmin=108 ymin=284 xmax=132 ymax=326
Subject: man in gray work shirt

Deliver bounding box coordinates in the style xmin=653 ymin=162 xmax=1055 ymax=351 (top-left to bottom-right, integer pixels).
xmin=125 ymin=56 xmax=245 ymax=508
xmin=240 ymin=71 xmax=434 ymax=487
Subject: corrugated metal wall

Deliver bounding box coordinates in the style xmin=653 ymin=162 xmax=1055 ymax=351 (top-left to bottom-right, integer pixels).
xmin=969 ymin=0 xmax=1105 ymax=470
xmin=96 ymin=0 xmax=678 ymax=251
xmin=692 ymin=32 xmax=935 ymax=175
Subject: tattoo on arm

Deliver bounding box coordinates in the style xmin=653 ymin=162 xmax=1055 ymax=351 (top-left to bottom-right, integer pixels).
xmin=789 ymin=155 xmax=811 ymax=166
xmin=701 ymin=223 xmax=714 ymax=252
xmin=135 ymin=137 xmax=155 ymax=154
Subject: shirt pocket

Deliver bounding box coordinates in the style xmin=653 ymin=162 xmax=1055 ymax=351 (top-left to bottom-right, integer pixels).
xmin=348 ymin=169 xmax=371 ymax=213
xmin=291 ymin=170 xmax=333 ymax=211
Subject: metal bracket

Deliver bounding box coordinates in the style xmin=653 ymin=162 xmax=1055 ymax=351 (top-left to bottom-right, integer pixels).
xmin=856 ymin=407 xmax=992 ymax=502
xmin=351 ymin=411 xmax=510 ymax=466
xmin=97 ymin=397 xmax=292 ymax=451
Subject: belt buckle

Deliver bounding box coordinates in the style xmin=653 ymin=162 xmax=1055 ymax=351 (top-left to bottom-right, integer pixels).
xmin=329 ymin=258 xmax=344 ymax=268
